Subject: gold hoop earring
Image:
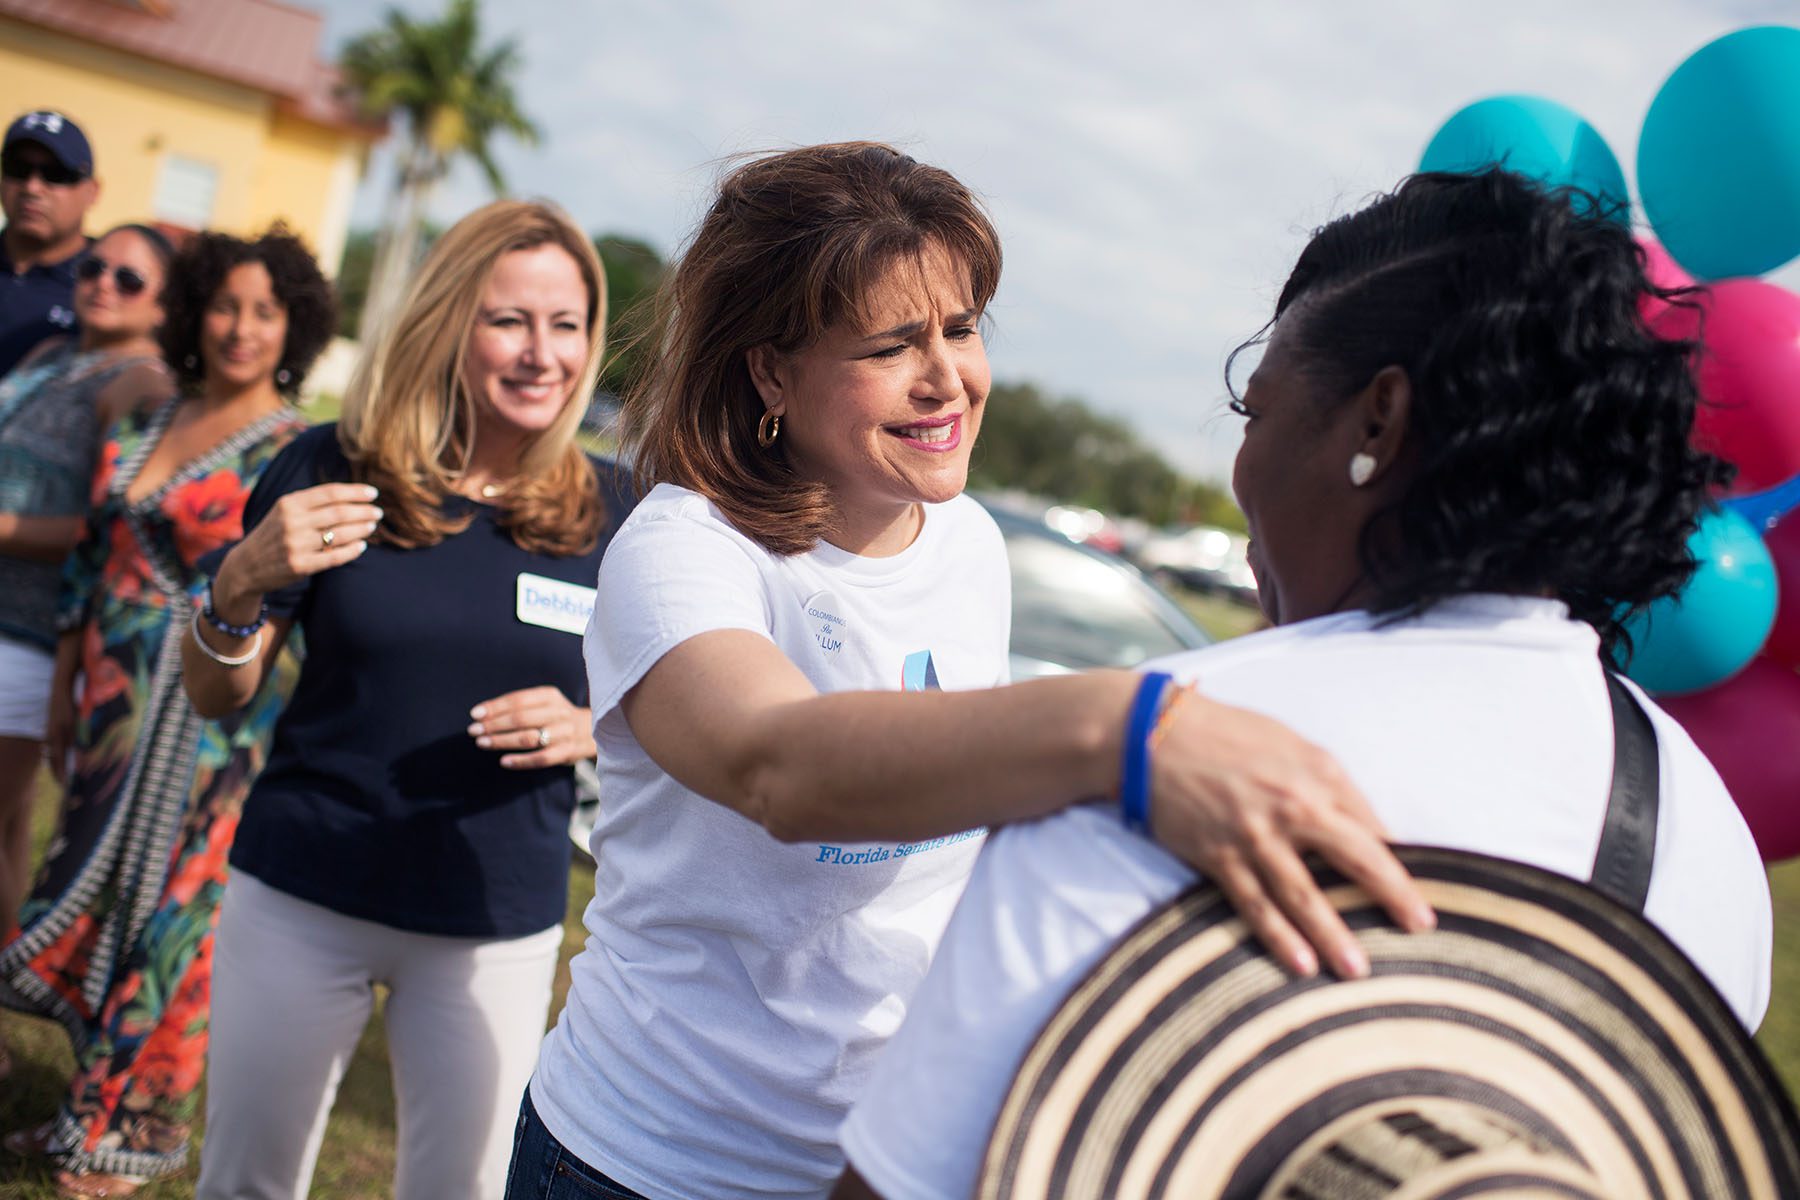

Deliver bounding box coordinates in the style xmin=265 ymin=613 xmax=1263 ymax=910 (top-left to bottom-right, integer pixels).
xmin=757 ymin=411 xmax=781 ymax=449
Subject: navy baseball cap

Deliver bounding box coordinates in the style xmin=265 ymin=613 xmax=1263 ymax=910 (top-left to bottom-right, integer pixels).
xmin=4 ymin=111 xmax=93 ymax=177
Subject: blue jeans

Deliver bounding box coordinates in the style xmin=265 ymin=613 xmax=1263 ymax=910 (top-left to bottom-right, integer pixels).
xmin=503 ymin=1085 xmax=650 ymax=1200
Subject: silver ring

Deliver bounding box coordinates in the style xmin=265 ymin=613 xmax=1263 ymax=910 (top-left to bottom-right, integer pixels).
xmin=536 ymin=727 xmax=552 ymax=749
xmin=320 ymin=527 xmax=336 ymax=549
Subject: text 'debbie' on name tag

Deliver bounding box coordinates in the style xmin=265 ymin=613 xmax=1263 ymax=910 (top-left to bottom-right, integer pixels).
xmin=515 ymin=572 xmax=595 ymax=636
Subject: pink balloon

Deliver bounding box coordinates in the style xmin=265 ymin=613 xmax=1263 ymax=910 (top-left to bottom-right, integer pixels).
xmin=1661 ymin=657 xmax=1800 ymax=862
xmin=1764 ymin=516 xmax=1800 ymax=670
xmin=1650 ymin=278 xmax=1800 ymax=494
xmin=1637 ymin=237 xmax=1695 ymax=326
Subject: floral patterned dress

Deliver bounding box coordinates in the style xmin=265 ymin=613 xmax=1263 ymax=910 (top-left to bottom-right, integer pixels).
xmin=0 ymin=398 xmax=307 ymax=1179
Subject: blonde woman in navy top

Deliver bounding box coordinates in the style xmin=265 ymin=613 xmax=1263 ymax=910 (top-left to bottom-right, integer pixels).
xmin=181 ymin=200 xmax=627 ymax=1200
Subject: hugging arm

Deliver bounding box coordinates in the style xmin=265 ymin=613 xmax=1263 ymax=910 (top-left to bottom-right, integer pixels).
xmin=624 ymin=629 xmax=1429 ymax=979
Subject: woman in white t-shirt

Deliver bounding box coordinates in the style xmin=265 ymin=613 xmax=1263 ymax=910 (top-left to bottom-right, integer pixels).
xmin=834 ymin=169 xmax=1774 ymax=1200
xmin=509 ymin=143 xmax=1435 ymax=1200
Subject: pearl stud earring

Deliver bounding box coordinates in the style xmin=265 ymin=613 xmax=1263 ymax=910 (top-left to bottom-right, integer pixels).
xmin=1349 ymin=453 xmax=1376 ymax=487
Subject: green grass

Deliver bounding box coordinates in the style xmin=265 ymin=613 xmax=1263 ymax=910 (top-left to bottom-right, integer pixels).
xmin=1174 ymin=589 xmax=1268 ymax=643
xmin=295 ymin=391 xmax=341 ymax=424
xmin=1762 ymin=860 xmax=1800 ymax=1100
xmin=0 ymin=777 xmax=596 ymax=1198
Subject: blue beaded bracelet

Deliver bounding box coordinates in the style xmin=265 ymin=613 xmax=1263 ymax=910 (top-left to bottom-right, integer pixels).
xmin=202 ymin=584 xmax=267 ymax=639
xmin=1119 ymin=671 xmax=1174 ymax=835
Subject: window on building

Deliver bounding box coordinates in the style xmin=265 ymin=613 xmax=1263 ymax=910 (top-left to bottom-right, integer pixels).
xmin=153 ymin=155 xmax=218 ymax=232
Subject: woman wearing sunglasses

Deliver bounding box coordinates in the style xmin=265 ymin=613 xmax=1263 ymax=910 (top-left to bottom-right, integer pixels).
xmin=0 ymin=224 xmax=174 ymax=964
xmin=0 ymin=227 xmax=332 ymax=1197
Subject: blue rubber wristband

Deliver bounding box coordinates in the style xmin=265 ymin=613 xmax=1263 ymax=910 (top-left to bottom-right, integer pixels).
xmin=1120 ymin=671 xmax=1173 ymax=836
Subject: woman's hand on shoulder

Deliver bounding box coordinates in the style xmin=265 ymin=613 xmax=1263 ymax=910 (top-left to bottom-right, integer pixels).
xmin=214 ymin=482 xmax=380 ymax=610
xmin=1149 ymin=692 xmax=1435 ymax=979
xmin=469 ymin=686 xmax=596 ymax=769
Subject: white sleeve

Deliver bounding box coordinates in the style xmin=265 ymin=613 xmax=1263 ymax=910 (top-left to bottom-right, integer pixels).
xmin=839 ymin=808 xmax=1194 ymax=1200
xmin=583 ymin=509 xmax=773 ymax=722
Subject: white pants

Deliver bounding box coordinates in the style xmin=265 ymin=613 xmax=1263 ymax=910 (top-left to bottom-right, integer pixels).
xmin=197 ymin=871 xmax=561 ymax=1200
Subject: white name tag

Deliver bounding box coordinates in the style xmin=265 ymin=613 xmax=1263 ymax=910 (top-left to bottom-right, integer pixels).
xmin=515 ymin=572 xmax=595 ymax=636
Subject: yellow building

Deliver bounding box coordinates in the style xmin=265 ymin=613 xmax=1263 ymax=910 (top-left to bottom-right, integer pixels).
xmin=0 ymin=0 xmax=383 ymax=275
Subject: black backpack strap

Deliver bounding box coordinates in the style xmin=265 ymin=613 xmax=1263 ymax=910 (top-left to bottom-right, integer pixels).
xmin=1589 ymin=672 xmax=1661 ymax=913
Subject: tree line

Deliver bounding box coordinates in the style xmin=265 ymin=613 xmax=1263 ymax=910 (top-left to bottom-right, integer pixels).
xmin=969 ymin=384 xmax=1244 ymax=530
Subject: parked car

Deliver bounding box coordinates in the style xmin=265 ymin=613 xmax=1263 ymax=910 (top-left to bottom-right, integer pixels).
xmin=1137 ymin=524 xmax=1259 ymax=602
xmin=569 ymin=499 xmax=1212 ymax=857
xmin=982 ymin=502 xmax=1210 ymax=678
xmin=1042 ymin=503 xmax=1125 ymax=555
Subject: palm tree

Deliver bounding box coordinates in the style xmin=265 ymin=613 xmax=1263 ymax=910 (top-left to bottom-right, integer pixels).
xmin=340 ymin=0 xmax=538 ymax=340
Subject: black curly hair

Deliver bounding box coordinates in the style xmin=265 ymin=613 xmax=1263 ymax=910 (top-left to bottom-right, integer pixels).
xmin=1234 ymin=168 xmax=1730 ymax=657
xmin=159 ymin=225 xmax=336 ymax=395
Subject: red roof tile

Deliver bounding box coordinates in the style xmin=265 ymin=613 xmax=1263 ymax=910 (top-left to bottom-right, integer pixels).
xmin=0 ymin=0 xmax=378 ymax=132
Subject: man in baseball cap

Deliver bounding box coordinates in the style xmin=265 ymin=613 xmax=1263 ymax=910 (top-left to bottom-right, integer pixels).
xmin=1 ymin=110 xmax=100 ymax=376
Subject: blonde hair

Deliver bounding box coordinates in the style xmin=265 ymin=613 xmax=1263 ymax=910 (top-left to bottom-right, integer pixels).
xmin=338 ymin=199 xmax=608 ymax=555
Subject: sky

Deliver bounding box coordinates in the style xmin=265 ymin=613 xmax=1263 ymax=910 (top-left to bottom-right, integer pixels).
xmin=303 ymin=0 xmax=1800 ymax=486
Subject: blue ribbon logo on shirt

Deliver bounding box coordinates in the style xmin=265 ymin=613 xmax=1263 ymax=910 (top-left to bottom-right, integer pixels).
xmin=901 ymin=650 xmax=939 ymax=692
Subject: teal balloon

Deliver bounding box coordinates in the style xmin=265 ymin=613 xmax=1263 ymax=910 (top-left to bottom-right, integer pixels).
xmin=1639 ymin=26 xmax=1800 ymax=280
xmin=1621 ymin=508 xmax=1779 ymax=696
xmin=1420 ymin=95 xmax=1628 ymax=216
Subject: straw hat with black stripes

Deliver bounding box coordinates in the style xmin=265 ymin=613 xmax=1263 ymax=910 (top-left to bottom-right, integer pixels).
xmin=978 ymin=847 xmax=1800 ymax=1200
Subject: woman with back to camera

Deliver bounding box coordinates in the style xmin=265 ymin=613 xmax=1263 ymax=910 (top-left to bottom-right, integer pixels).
xmin=0 ymin=223 xmax=174 ymax=949
xmin=509 ymin=141 xmax=1434 ymax=1200
xmin=184 ymin=199 xmax=631 ymax=1200
xmin=834 ymin=168 xmax=1774 ymax=1200
xmin=0 ymin=227 xmax=329 ymax=1196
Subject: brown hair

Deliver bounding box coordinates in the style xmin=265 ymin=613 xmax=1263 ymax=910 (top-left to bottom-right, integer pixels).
xmin=622 ymin=141 xmax=1002 ymax=555
xmin=337 ymin=199 xmax=607 ymax=555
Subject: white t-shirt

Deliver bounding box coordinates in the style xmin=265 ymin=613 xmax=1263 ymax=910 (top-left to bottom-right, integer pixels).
xmin=532 ymin=483 xmax=1010 ymax=1200
xmin=840 ymin=596 xmax=1772 ymax=1200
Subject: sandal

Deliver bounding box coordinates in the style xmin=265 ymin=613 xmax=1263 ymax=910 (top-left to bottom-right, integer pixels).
xmin=2 ymin=1120 xmax=59 ymax=1158
xmin=54 ymin=1168 xmax=148 ymax=1198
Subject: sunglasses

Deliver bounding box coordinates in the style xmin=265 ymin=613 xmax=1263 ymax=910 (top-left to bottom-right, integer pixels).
xmin=77 ymin=257 xmax=150 ymax=297
xmin=1 ymin=154 xmax=86 ymax=187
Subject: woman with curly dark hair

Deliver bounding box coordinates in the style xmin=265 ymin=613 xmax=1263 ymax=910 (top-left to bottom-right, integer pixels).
xmin=835 ymin=169 xmax=1773 ymax=1200
xmin=0 ymin=226 xmax=332 ymax=1195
